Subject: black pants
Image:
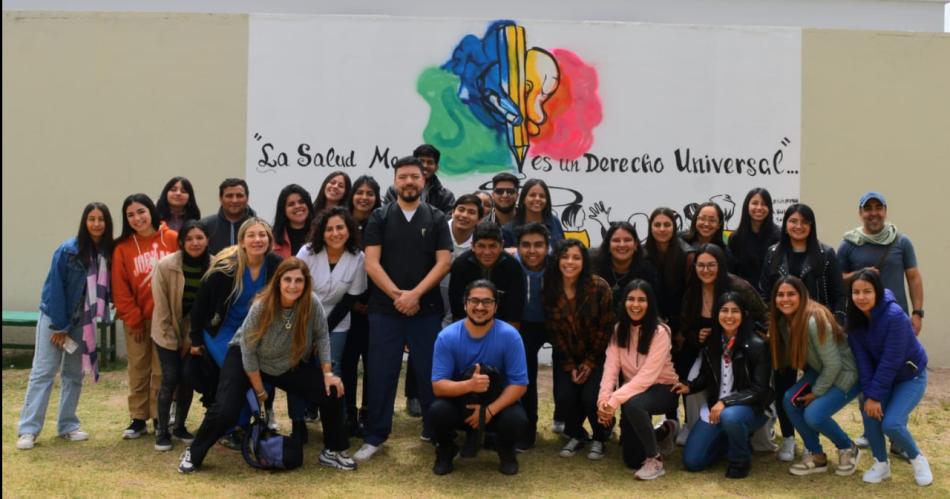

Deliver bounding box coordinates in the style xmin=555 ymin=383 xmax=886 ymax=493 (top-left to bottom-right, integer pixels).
xmin=341 ymin=310 xmax=370 ymax=419
xmin=155 ymin=343 xmax=194 ymax=433
xmin=187 ymin=350 xmax=219 ymax=409
xmin=619 ymin=384 xmax=677 ymax=468
xmin=519 ymin=322 xmax=547 ymax=441
xmin=429 ymin=396 xmax=528 ymax=453
xmin=554 ymin=365 xmax=610 ymax=442
xmin=774 ymin=367 xmax=796 ymax=438
xmin=189 ymin=346 xmax=348 ymax=467
xmin=404 ymin=354 xmax=418 ymax=399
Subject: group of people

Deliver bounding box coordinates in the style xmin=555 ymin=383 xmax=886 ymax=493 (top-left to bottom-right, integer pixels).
xmin=15 ymin=144 xmax=932 ymax=486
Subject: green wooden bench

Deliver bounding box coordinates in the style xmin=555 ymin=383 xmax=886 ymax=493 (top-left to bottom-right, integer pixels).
xmin=2 ymin=310 xmax=117 ymax=366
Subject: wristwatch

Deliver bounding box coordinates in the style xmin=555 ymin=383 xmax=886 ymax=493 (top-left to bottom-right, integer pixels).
xmin=912 ymin=309 xmax=924 ymax=318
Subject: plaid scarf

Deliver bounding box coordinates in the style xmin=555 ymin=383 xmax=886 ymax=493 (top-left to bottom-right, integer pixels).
xmin=81 ymin=253 xmax=109 ymax=382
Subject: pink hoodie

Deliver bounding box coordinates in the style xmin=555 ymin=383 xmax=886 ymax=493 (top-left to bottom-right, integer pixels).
xmin=598 ymin=323 xmax=679 ymax=409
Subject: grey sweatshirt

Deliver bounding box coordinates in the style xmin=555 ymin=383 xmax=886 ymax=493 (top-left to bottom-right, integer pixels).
xmin=230 ymin=292 xmax=330 ymax=376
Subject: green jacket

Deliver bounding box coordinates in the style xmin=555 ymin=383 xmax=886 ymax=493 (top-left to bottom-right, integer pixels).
xmin=780 ymin=316 xmax=858 ymax=396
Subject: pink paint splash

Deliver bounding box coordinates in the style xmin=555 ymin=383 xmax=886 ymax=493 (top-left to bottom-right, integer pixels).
xmin=529 ymin=49 xmax=602 ymax=161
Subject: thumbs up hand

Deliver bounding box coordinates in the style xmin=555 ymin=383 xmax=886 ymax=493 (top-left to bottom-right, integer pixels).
xmin=469 ymin=363 xmax=490 ymax=393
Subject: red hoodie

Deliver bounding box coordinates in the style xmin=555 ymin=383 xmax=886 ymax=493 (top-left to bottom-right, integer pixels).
xmin=112 ymin=224 xmax=178 ymax=331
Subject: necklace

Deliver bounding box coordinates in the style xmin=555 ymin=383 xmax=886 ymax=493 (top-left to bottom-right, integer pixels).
xmin=281 ymin=309 xmax=293 ymax=330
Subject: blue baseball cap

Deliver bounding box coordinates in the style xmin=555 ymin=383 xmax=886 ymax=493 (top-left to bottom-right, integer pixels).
xmin=859 ymin=191 xmax=886 ymax=208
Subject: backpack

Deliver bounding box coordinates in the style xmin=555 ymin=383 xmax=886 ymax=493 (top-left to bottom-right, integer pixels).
xmin=242 ymin=389 xmax=303 ymax=471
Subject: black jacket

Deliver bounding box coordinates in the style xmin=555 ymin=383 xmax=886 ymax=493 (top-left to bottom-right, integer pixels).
xmin=384 ymin=174 xmax=456 ymax=215
xmin=759 ymin=242 xmax=845 ymax=324
xmin=448 ymin=250 xmax=525 ymax=323
xmin=200 ymin=206 xmax=258 ymax=255
xmin=189 ymin=253 xmax=282 ymax=347
xmin=687 ymin=331 xmax=774 ymax=412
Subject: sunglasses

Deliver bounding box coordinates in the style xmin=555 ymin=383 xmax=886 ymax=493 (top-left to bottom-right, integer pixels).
xmin=493 ymin=188 xmax=517 ymax=196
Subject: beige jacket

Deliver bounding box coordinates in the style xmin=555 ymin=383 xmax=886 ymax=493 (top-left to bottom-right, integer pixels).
xmin=150 ymin=252 xmax=188 ymax=351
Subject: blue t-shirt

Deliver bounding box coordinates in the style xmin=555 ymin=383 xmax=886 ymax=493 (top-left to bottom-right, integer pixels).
xmin=837 ymin=235 xmax=917 ymax=313
xmin=204 ymin=267 xmax=267 ymax=367
xmin=432 ymin=319 xmax=529 ymax=387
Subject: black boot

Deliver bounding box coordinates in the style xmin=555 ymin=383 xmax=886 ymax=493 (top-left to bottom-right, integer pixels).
xmin=498 ymin=445 xmax=519 ymax=475
xmin=433 ymin=441 xmax=458 ymax=476
xmin=725 ymin=460 xmax=751 ymax=479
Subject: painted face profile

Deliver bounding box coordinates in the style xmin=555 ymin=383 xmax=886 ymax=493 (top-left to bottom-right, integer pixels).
xmin=524 ymin=48 xmax=560 ymax=137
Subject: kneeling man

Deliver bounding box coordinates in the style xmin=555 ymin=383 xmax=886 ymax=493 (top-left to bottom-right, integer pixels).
xmin=430 ymin=279 xmax=528 ymax=475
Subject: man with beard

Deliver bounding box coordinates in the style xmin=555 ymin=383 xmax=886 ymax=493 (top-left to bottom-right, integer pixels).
xmin=354 ymin=156 xmax=453 ymax=462
xmin=487 ymin=172 xmax=519 ymax=227
xmin=384 ymin=144 xmax=456 ymax=214
xmin=429 ymin=280 xmax=528 ymax=475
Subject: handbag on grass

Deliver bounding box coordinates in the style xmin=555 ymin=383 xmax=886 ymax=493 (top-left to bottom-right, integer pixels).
xmin=242 ymin=389 xmax=303 ymax=471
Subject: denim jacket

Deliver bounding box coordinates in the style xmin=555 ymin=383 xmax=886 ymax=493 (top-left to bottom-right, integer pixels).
xmin=39 ymin=238 xmax=89 ymax=332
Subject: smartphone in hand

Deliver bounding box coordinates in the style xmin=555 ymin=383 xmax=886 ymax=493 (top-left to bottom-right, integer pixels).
xmin=63 ymin=337 xmax=79 ymax=354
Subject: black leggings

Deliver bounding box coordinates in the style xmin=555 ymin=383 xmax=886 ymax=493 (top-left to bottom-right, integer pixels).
xmin=188 ymin=346 xmax=348 ymax=468
xmin=619 ymin=384 xmax=677 ymax=467
xmin=155 ymin=343 xmax=194 ymax=433
xmin=342 ymin=310 xmax=370 ymax=418
xmin=774 ymin=367 xmax=797 ymax=438
xmin=554 ymin=365 xmax=611 ymax=442
xmin=429 ymin=396 xmax=528 ymax=452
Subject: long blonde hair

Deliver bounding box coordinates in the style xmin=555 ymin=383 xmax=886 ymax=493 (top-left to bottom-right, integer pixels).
xmin=244 ymin=257 xmax=314 ymax=368
xmin=768 ymin=276 xmax=844 ymax=370
xmin=203 ymin=217 xmax=274 ymax=303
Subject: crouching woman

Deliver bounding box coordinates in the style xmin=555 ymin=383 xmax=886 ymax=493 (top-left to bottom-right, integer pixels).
xmin=178 ymin=258 xmax=353 ymax=473
xmin=674 ymin=291 xmax=773 ymax=479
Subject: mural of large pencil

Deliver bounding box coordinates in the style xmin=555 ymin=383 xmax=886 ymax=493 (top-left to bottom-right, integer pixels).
xmin=498 ymin=24 xmax=529 ymax=169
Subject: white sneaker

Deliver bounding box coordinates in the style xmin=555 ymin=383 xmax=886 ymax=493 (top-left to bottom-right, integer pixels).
xmin=587 ymin=440 xmax=605 ymax=460
xmin=266 ymin=409 xmax=279 ymax=431
xmin=911 ymin=454 xmax=933 ymax=487
xmin=862 ymin=459 xmax=891 ymax=484
xmin=778 ymin=437 xmax=796 ymax=462
xmin=635 ymin=456 xmax=666 ymax=480
xmin=559 ymin=438 xmax=584 ymax=457
xmin=16 ymin=434 xmax=36 ymax=450
xmin=352 ymin=443 xmax=380 ymax=462
xmin=675 ymin=425 xmax=690 ymax=447
xmin=835 ymin=443 xmax=861 ymax=476
xmin=60 ymin=430 xmax=89 ymax=442
xmin=855 ymin=436 xmax=869 ymax=448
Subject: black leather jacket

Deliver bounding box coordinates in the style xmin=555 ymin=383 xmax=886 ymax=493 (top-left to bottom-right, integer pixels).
xmin=686 ymin=331 xmax=774 ymax=412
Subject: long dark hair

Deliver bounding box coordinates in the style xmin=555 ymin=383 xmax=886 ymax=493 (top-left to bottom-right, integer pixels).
xmin=615 ymin=280 xmax=662 ymax=354
xmin=272 ymin=184 xmax=314 ymax=245
xmin=155 ymin=176 xmax=201 ymax=224
xmin=682 ymin=244 xmax=732 ymax=321
xmin=713 ymin=291 xmax=754 ymax=346
xmin=543 ymin=239 xmax=592 ymax=309
xmin=305 ymin=206 xmax=360 ymax=255
xmin=596 ymin=222 xmax=643 ymax=278
xmin=176 ymin=219 xmax=211 ymax=262
xmin=314 ymin=172 xmax=352 ymax=213
xmin=348 ymin=175 xmax=382 ymax=215
xmin=731 ymin=188 xmax=779 ymax=246
xmin=683 ymin=201 xmax=726 ymax=249
xmin=515 ymin=178 xmax=553 ymax=225
xmin=769 ymin=203 xmax=822 ymax=274
xmin=77 ymin=202 xmax=114 ymax=263
xmin=118 ymin=193 xmax=160 ymax=242
xmin=846 ymin=268 xmax=885 ymax=331
xmin=644 ymin=207 xmax=688 ymax=290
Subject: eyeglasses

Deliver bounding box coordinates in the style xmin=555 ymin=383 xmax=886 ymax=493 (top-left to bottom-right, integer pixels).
xmin=466 ymin=298 xmax=496 ymax=307
xmin=695 ymin=263 xmax=719 ymax=271
xmin=493 ymin=188 xmax=517 ymax=196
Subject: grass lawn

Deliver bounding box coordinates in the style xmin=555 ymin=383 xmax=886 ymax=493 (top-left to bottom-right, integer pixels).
xmin=3 ymin=360 xmax=948 ymax=498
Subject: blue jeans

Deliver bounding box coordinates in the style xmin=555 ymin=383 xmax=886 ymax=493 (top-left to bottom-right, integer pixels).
xmin=363 ymin=312 xmax=441 ymax=446
xmin=18 ymin=313 xmax=84 ymax=436
xmin=682 ymin=404 xmax=768 ymax=470
xmin=329 ymin=330 xmax=348 ymax=376
xmin=783 ymin=370 xmax=859 ymax=454
xmin=862 ymin=369 xmax=927 ymax=462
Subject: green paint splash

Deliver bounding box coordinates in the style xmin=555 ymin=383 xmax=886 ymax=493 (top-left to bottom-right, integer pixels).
xmin=417 ymin=67 xmax=513 ymax=177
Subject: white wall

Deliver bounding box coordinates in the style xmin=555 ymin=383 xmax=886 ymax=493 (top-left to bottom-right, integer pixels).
xmin=2 ymin=0 xmax=947 ymax=32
